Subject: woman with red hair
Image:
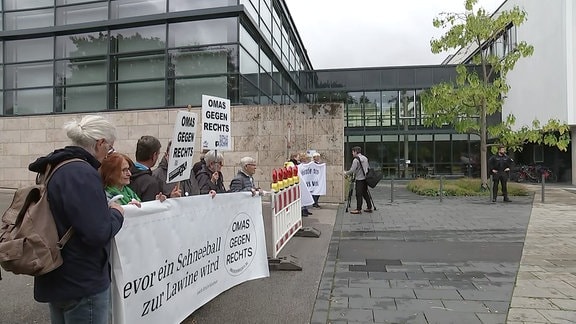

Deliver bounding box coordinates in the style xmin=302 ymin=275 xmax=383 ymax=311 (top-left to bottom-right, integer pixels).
xmin=99 ymin=153 xmax=142 ymax=207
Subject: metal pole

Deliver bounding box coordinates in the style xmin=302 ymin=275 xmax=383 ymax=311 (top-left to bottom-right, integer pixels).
xmin=390 ymin=177 xmax=394 ymax=203
xmin=541 ymin=173 xmax=545 ymax=203
xmin=439 ymin=176 xmax=443 ymax=202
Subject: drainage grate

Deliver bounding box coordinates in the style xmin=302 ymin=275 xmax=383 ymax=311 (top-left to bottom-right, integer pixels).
xmin=349 ymin=259 xmax=402 ymax=272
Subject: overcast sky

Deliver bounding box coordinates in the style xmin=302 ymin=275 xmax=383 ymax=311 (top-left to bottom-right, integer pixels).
xmin=286 ymin=0 xmax=504 ymax=69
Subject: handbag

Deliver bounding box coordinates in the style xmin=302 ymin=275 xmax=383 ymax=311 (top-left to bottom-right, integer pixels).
xmin=355 ymin=157 xmax=383 ymax=188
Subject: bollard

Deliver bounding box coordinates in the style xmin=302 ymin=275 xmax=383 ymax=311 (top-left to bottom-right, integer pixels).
xmin=541 ymin=173 xmax=545 ymax=203
xmin=390 ymin=177 xmax=394 ymax=203
xmin=439 ymin=176 xmax=444 ymax=202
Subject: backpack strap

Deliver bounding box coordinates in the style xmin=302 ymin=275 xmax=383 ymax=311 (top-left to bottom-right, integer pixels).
xmin=355 ymin=156 xmax=367 ymax=177
xmin=43 ymin=158 xmax=86 ymax=248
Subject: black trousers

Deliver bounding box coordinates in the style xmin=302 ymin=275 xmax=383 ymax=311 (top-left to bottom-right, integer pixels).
xmin=492 ymin=172 xmax=509 ymax=200
xmin=355 ymin=179 xmax=372 ymax=210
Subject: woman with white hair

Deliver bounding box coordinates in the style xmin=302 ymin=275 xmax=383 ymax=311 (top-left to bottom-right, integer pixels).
xmin=28 ymin=115 xmax=124 ymax=324
xmin=229 ymin=156 xmax=261 ymax=195
xmin=196 ymin=150 xmax=226 ymax=195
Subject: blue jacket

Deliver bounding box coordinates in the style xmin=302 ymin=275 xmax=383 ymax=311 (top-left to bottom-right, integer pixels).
xmin=28 ymin=146 xmax=123 ymax=302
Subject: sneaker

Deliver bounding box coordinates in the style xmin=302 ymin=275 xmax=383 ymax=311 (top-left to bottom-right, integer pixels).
xmin=363 ymin=209 xmax=373 ymax=213
xmin=349 ymin=210 xmax=361 ymax=214
xmin=313 ymin=204 xmax=321 ymax=208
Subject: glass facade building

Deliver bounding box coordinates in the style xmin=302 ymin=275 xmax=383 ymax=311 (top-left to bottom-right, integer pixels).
xmin=301 ymin=67 xmax=491 ymax=179
xmin=0 ymin=0 xmax=312 ymax=115
xmin=0 ymin=1 xmax=512 ymax=179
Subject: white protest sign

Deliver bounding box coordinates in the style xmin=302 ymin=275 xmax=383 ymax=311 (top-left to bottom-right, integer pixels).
xmin=111 ymin=193 xmax=269 ymax=324
xmin=167 ymin=111 xmax=197 ymax=183
xmin=299 ymin=161 xmax=327 ymax=195
xmin=201 ymin=95 xmax=231 ymax=151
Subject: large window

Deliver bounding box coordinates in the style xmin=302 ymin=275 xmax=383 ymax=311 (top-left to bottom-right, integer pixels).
xmin=169 ymin=18 xmax=237 ymax=48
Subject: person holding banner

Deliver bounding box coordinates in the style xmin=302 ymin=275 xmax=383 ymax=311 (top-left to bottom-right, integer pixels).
xmin=153 ymin=140 xmax=200 ymax=197
xmin=312 ymin=152 xmax=323 ymax=208
xmin=196 ymin=150 xmax=226 ymax=195
xmin=130 ymin=136 xmax=180 ymax=201
xmin=99 ymin=152 xmax=144 ymax=207
xmin=229 ymin=156 xmax=262 ymax=196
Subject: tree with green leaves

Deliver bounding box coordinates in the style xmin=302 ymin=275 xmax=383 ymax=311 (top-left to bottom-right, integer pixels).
xmin=423 ymin=0 xmax=570 ymax=189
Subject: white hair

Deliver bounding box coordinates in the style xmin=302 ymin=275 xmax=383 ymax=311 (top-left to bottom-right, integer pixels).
xmin=204 ymin=150 xmax=224 ymax=164
xmin=240 ymin=156 xmax=256 ymax=169
xmin=63 ymin=115 xmax=116 ymax=153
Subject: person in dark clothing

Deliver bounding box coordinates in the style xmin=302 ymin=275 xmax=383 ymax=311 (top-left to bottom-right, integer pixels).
xmin=28 ymin=115 xmax=124 ymax=324
xmin=192 ymin=149 xmax=209 ymax=177
xmin=153 ymin=140 xmax=200 ymax=197
xmin=489 ymin=145 xmax=514 ymax=202
xmin=196 ymin=150 xmax=226 ymax=195
xmin=129 ymin=135 xmax=180 ymax=201
xmin=288 ymin=152 xmax=300 ymax=166
xmin=344 ymin=146 xmax=372 ymax=214
xmin=229 ymin=156 xmax=261 ymax=195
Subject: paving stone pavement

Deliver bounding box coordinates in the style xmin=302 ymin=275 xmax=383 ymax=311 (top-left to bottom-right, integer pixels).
xmin=311 ymin=181 xmax=575 ymax=324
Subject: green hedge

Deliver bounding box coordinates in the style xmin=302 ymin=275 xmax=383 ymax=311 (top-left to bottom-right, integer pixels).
xmin=406 ymin=178 xmax=530 ymax=197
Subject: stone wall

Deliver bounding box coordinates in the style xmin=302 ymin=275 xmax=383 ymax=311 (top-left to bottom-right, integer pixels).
xmin=0 ymin=103 xmax=345 ymax=202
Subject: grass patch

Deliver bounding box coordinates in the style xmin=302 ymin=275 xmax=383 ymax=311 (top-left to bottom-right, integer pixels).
xmin=407 ymin=178 xmax=530 ymax=197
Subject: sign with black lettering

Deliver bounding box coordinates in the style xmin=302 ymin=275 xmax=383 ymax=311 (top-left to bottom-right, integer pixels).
xmin=201 ymin=95 xmax=231 ymax=151
xmin=168 ymin=111 xmax=197 ymax=183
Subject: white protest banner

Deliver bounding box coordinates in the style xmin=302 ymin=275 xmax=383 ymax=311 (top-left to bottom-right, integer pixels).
xmin=299 ymin=161 xmax=327 ymax=195
xmin=167 ymin=111 xmax=197 ymax=183
xmin=111 ymin=193 xmax=269 ymax=324
xmin=298 ymin=167 xmax=315 ymax=207
xmin=201 ymin=95 xmax=231 ymax=151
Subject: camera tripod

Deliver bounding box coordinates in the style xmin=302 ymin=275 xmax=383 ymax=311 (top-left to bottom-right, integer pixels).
xmin=345 ymin=177 xmax=376 ymax=212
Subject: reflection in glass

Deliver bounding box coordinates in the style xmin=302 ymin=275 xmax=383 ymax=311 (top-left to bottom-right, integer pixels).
xmin=5 ymin=88 xmax=53 ymax=115
xmin=169 ymin=0 xmax=235 ymax=12
xmin=56 ymin=59 xmax=107 ymax=85
xmin=346 ymin=91 xmax=363 ymax=127
xmin=239 ymin=76 xmax=259 ymax=105
xmin=5 ymin=38 xmax=54 ymax=63
xmin=174 ymin=77 xmax=227 ymax=106
xmin=169 ymin=18 xmax=237 ymax=48
xmin=57 ymin=3 xmax=108 ymax=25
xmin=363 ymin=91 xmax=380 ymax=127
xmin=5 ymin=9 xmax=54 ymax=31
xmin=57 ymin=85 xmax=107 ymax=113
xmin=111 ymin=0 xmax=166 ymax=19
xmin=111 ymin=25 xmax=166 ymax=53
xmin=57 ymin=0 xmax=105 ymax=4
xmin=116 ymin=81 xmax=165 ymax=109
xmin=239 ymin=0 xmax=258 ymax=24
xmin=5 ymin=63 xmax=53 ymax=89
xmin=381 ymin=91 xmax=397 ymax=127
xmin=4 ymin=0 xmax=52 ymax=11
xmin=114 ymin=54 xmax=165 ymax=81
xmin=57 ymin=33 xmax=108 ymax=58
xmin=239 ymin=25 xmax=258 ymax=59
xmin=239 ymin=48 xmax=258 ymax=75
xmin=169 ymin=47 xmax=231 ymax=77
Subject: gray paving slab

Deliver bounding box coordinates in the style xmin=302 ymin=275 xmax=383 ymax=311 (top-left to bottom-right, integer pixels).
xmin=312 ymin=181 xmax=534 ymax=324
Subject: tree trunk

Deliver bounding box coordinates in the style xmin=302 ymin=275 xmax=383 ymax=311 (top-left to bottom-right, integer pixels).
xmin=480 ymin=100 xmax=488 ymax=189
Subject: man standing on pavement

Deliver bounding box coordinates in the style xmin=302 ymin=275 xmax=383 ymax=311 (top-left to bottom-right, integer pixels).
xmin=489 ymin=145 xmax=513 ymax=202
xmin=345 ymin=146 xmax=372 ymax=214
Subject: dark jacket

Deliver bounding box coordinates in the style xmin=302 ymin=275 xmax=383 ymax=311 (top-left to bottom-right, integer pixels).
xmin=28 ymin=146 xmax=123 ymax=302
xmin=152 ymin=157 xmax=200 ymax=196
xmin=229 ymin=170 xmax=255 ymax=192
xmin=196 ymin=165 xmax=226 ymax=194
xmin=129 ymin=163 xmax=163 ymax=202
xmin=192 ymin=158 xmax=205 ymax=177
xmin=489 ymin=153 xmax=513 ymax=173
